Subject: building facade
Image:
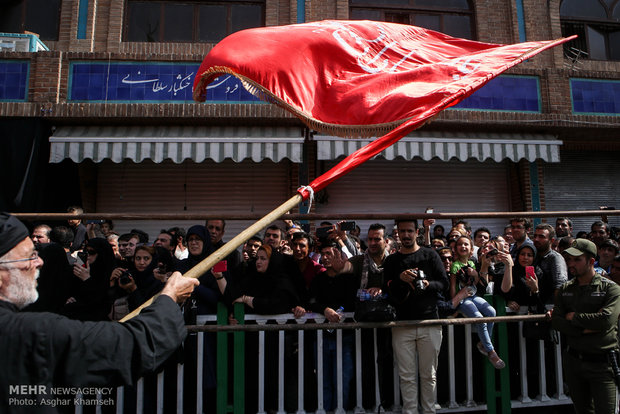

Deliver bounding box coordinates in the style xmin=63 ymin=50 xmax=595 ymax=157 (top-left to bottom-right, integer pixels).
xmin=1 ymin=0 xmax=619 ymax=238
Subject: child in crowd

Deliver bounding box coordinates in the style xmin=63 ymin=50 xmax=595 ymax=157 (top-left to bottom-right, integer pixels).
xmin=450 ymin=236 xmax=505 ymax=369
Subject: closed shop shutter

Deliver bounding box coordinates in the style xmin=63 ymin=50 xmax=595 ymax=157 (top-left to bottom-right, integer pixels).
xmin=315 ymin=158 xmax=511 ymax=237
xmin=96 ymin=159 xmax=290 ymax=241
xmin=543 ymin=150 xmax=620 ymax=233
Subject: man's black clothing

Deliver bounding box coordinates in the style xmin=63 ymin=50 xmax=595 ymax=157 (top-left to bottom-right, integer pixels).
xmin=308 ymin=271 xmax=358 ymax=314
xmin=535 ymin=249 xmax=568 ymax=304
xmin=348 ymin=252 xmax=394 ymax=408
xmin=383 ymin=248 xmax=448 ymax=320
xmin=0 ymin=295 xmax=186 ymax=413
xmin=69 ymin=223 xmax=88 ymax=253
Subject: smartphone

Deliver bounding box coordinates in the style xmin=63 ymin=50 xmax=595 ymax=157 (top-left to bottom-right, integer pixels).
xmin=340 ymin=221 xmax=356 ymax=231
xmin=525 ymin=266 xmax=536 ymax=280
xmin=487 ymin=248 xmax=498 ymax=257
xmin=426 ymin=207 xmax=434 ymax=214
xmin=301 ymin=223 xmax=311 ymax=233
xmin=76 ymin=251 xmax=88 ymax=268
xmin=213 ymin=260 xmax=228 ymax=273
xmin=316 ymin=226 xmax=331 ymax=239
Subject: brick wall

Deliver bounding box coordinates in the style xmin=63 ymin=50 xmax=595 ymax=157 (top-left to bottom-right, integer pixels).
xmin=475 ymin=0 xmax=515 ymax=44
xmin=31 ymin=52 xmax=62 ymax=103
xmin=2 ymin=0 xmax=620 ymax=135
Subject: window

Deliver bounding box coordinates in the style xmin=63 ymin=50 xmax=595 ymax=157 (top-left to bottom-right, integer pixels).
xmin=0 ymin=0 xmax=61 ymax=41
xmin=349 ymin=0 xmax=475 ymax=40
xmin=125 ymin=0 xmax=264 ymax=43
xmin=560 ymin=0 xmax=620 ymax=61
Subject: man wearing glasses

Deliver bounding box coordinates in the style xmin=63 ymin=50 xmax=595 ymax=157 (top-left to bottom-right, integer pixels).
xmin=0 ymin=212 xmax=199 ymax=411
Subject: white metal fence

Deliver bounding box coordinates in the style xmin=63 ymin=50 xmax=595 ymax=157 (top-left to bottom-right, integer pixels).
xmin=74 ymin=309 xmax=574 ymax=414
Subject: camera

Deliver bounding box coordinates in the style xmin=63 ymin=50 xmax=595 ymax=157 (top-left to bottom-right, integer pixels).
xmin=414 ymin=269 xmax=427 ymax=292
xmin=456 ymin=266 xmax=475 ymax=286
xmin=119 ymin=270 xmax=132 ymax=285
xmin=486 ymin=248 xmax=498 ymax=257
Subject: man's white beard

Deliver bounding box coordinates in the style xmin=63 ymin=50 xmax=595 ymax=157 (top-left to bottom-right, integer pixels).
xmin=5 ymin=268 xmax=39 ymax=309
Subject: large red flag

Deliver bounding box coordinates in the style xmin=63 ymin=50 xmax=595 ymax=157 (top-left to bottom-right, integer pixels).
xmin=193 ymin=20 xmax=573 ymax=197
xmin=121 ymin=21 xmax=573 ymax=320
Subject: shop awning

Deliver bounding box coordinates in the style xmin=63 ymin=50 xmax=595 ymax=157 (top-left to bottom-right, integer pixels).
xmin=315 ymin=132 xmax=562 ymax=163
xmin=49 ymin=126 xmax=305 ymax=163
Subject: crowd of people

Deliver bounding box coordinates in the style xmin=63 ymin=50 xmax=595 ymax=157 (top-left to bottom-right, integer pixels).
xmin=21 ymin=206 xmax=620 ymax=414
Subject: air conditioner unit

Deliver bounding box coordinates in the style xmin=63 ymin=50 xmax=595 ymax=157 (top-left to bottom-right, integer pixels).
xmin=0 ymin=33 xmax=49 ymax=52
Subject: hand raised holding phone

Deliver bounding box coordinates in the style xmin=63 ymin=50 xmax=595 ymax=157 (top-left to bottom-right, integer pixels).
xmin=525 ymin=265 xmax=539 ymax=293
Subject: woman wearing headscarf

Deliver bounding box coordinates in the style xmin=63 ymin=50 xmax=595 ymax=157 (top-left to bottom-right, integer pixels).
xmin=23 ymin=242 xmax=73 ymax=313
xmin=63 ymin=237 xmax=115 ymax=321
xmin=175 ymin=224 xmax=220 ymax=315
xmin=217 ymin=244 xmax=302 ymax=314
xmin=506 ymin=243 xmax=553 ymax=401
xmin=114 ymin=245 xmax=167 ymax=312
xmin=215 ymin=244 xmax=303 ymax=412
xmin=174 ymin=224 xmax=220 ymax=413
xmin=507 ymin=243 xmax=546 ymax=311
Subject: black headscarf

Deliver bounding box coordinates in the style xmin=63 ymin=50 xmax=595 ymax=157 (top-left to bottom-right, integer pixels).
xmin=510 ymin=244 xmax=546 ymax=308
xmin=175 ymin=225 xmax=213 ymax=273
xmin=23 ymin=242 xmax=72 ymax=313
xmin=86 ymin=238 xmax=116 ymax=281
xmin=126 ymin=246 xmax=166 ymax=312
xmin=227 ymin=246 xmax=300 ymax=314
xmin=63 ymin=238 xmax=115 ymax=321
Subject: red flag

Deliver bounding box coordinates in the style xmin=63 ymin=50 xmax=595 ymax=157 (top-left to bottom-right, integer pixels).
xmin=193 ymin=20 xmax=573 ymax=197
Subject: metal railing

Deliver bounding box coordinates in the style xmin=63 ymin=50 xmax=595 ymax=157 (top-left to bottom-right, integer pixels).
xmin=12 ymin=209 xmax=620 ymax=221
xmin=73 ymin=302 xmax=574 ymax=414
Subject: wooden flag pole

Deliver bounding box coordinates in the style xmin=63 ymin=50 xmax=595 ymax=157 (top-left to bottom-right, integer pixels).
xmin=119 ymin=193 xmax=303 ymax=322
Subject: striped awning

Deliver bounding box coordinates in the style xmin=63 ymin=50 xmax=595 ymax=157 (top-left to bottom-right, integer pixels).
xmin=315 ymin=131 xmax=562 ymax=163
xmin=49 ymin=126 xmax=305 ymax=163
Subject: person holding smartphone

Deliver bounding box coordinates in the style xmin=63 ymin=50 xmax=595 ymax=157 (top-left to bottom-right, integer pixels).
xmin=477 ymin=239 xmax=514 ymax=297
xmin=318 ymin=221 xmax=360 ymax=259
xmin=450 ymin=236 xmax=505 ymax=369
xmin=64 ymin=238 xmax=116 ymax=321
xmin=506 ymin=244 xmax=544 ymax=312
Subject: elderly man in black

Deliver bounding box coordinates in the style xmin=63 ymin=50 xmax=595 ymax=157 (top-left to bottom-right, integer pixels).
xmin=0 ymin=212 xmax=198 ymax=413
